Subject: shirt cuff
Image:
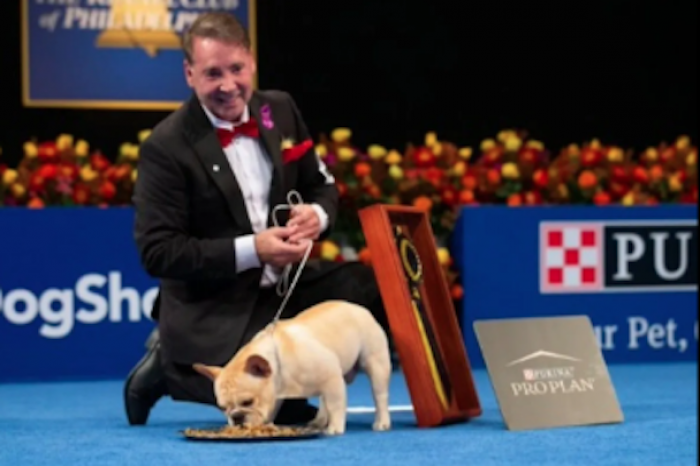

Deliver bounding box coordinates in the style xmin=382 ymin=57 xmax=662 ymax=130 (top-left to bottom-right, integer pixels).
xmin=234 ymin=235 xmax=261 ymax=272
xmin=311 ymin=203 xmax=329 ymax=233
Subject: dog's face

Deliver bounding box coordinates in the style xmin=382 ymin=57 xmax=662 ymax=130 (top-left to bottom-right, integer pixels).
xmin=193 ymin=354 xmax=276 ymax=426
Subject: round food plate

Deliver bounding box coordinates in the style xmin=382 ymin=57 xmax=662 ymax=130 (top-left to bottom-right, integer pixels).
xmin=182 ymin=425 xmax=324 ymax=442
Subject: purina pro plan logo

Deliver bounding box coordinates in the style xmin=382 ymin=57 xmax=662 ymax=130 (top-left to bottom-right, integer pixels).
xmin=540 ymin=220 xmax=697 ymax=293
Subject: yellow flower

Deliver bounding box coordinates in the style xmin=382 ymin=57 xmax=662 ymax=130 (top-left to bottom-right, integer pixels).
xmin=431 ymin=142 xmax=443 ymax=156
xmin=452 ymin=161 xmax=467 ymax=177
xmin=337 ymin=147 xmax=355 ymax=162
xmin=388 ymin=165 xmax=403 ymax=180
xmin=424 ymin=132 xmax=438 ymax=148
xmin=132 ymin=170 xmax=138 ymax=183
xmin=11 ymin=183 xmax=26 ymax=198
xmin=385 ymin=150 xmax=402 ymax=165
xmin=281 ymin=139 xmax=294 ymax=150
xmin=80 ymin=166 xmax=98 ymax=182
xmin=320 ymin=241 xmax=340 ymax=261
xmin=676 ymin=135 xmax=691 ymax=151
xmin=331 ymin=128 xmax=352 ymax=143
xmin=481 ymin=139 xmax=496 ymax=152
xmin=558 ymin=184 xmax=569 ymax=199
xmin=367 ymin=144 xmax=387 ymax=160
xmin=590 ymin=139 xmax=602 ymax=150
xmin=526 ymin=140 xmax=544 ymax=151
xmin=622 ymin=192 xmax=635 ymax=206
xmin=24 ymin=142 xmax=38 ymax=158
xmin=687 ymin=151 xmax=697 ymax=166
xmin=138 ymin=129 xmax=152 ymax=143
xmin=75 ymin=140 xmax=89 ymax=158
xmin=497 ymin=130 xmax=517 ymax=142
xmin=315 ymin=144 xmax=327 ymax=158
xmin=669 ymin=174 xmax=683 ymax=192
xmin=644 ymin=147 xmax=658 ymax=162
xmin=505 ymin=136 xmax=522 ymax=152
xmin=56 ymin=134 xmax=74 ymax=151
xmin=2 ymin=169 xmax=18 ymax=186
xmin=437 ymin=247 xmax=451 ymax=266
xmin=501 ymin=162 xmax=520 ymax=179
xmin=607 ymin=147 xmax=624 ymax=163
xmin=120 ymin=143 xmax=139 ymax=161
xmin=458 ymin=147 xmax=473 ymax=160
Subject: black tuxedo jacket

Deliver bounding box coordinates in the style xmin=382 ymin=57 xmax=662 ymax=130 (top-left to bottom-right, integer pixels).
xmin=133 ymin=90 xmax=339 ymax=367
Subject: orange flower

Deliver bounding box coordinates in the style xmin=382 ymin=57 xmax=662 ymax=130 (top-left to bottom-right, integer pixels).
xmin=486 ymin=169 xmax=501 ymax=186
xmin=413 ymin=196 xmax=432 ymax=212
xmin=459 ymin=190 xmax=476 ymax=205
xmin=354 ymin=162 xmax=371 ymax=178
xmin=507 ymin=193 xmax=522 ymax=206
xmin=578 ymin=170 xmax=597 ymax=190
xmin=27 ymin=197 xmax=45 ymax=209
xmin=649 ymin=164 xmax=664 ymax=183
xmin=450 ymin=284 xmax=464 ymax=300
xmin=461 ymin=174 xmax=477 ymax=191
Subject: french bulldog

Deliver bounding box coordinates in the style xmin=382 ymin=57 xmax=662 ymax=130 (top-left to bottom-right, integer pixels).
xmin=193 ymin=300 xmax=392 ymax=435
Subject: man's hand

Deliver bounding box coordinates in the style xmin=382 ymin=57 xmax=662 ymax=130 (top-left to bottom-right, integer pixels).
xmin=254 ymin=227 xmax=309 ymax=268
xmin=287 ymin=204 xmax=321 ymax=244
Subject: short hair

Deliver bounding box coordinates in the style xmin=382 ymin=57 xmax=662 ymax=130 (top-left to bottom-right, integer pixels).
xmin=181 ymin=12 xmax=251 ymax=63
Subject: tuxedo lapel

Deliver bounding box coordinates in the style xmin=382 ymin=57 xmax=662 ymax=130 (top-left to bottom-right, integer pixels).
xmin=249 ymin=93 xmax=286 ymax=227
xmin=182 ymin=96 xmax=253 ymax=233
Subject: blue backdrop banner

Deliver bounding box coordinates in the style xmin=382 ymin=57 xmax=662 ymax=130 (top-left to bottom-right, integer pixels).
xmin=452 ymin=205 xmax=698 ymax=369
xmin=21 ymin=0 xmax=254 ymax=109
xmin=0 ymin=208 xmax=159 ymax=383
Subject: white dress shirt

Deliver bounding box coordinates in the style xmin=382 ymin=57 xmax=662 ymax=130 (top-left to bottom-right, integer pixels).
xmin=201 ymin=103 xmax=333 ymax=287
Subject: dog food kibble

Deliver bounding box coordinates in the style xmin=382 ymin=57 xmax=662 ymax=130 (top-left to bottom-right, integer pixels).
xmin=184 ymin=424 xmax=318 ymax=439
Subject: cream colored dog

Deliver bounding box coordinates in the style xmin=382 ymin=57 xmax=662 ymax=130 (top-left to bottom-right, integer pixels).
xmin=193 ymin=300 xmax=392 ymax=435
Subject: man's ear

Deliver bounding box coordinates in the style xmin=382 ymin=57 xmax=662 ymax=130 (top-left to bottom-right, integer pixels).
xmin=245 ymin=355 xmax=271 ymax=378
xmin=192 ymin=363 xmax=223 ymax=382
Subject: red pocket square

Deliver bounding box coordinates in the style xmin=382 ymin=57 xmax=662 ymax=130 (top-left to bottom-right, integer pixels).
xmin=282 ymin=139 xmax=314 ymax=164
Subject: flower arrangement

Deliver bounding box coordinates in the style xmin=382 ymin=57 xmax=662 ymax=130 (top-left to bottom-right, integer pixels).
xmin=1 ymin=128 xmax=696 ymax=304
xmin=0 ymin=132 xmax=150 ymax=209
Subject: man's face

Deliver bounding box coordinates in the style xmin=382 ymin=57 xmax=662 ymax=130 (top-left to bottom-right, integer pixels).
xmin=184 ymin=36 xmax=256 ymax=122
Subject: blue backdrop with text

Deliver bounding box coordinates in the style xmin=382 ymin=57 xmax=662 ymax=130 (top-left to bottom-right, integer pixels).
xmin=453 ymin=205 xmax=698 ymax=369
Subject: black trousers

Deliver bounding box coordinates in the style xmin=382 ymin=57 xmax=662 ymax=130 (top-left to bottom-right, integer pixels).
xmin=162 ymin=261 xmax=390 ymax=406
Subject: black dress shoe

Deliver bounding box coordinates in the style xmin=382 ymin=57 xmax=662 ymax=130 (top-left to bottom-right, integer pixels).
xmin=273 ymin=399 xmax=318 ymax=425
xmin=124 ymin=330 xmax=168 ymax=426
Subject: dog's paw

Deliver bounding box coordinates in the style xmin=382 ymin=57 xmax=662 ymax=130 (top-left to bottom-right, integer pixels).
xmin=324 ymin=424 xmax=346 ymax=436
xmin=373 ymin=420 xmax=391 ymax=432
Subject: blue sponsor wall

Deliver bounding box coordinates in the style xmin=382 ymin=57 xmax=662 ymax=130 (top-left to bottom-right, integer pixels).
xmin=1 ymin=206 xmax=697 ymax=383
xmin=0 ymin=208 xmax=159 ymax=383
xmin=453 ymin=205 xmax=698 ymax=369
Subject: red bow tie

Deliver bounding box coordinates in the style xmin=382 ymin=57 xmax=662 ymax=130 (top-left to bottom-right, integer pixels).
xmin=216 ymin=118 xmax=260 ymax=147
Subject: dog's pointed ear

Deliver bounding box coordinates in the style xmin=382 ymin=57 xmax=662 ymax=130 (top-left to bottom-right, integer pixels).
xmin=193 ymin=363 xmax=223 ymax=382
xmin=245 ymin=355 xmax=272 ymax=378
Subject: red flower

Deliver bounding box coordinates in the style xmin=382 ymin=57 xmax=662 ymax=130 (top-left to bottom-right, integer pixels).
xmin=38 ymin=142 xmax=58 ymax=163
xmin=594 ymin=191 xmax=611 ymax=206
xmin=73 ymin=184 xmax=91 ymax=205
xmin=282 ymin=139 xmax=313 ymax=164
xmin=90 ymin=153 xmax=111 ymax=172
xmin=37 ymin=163 xmax=58 ymax=180
xmin=532 ymin=169 xmax=548 ymax=189
xmin=413 ymin=147 xmax=435 ymax=168
xmin=99 ymin=181 xmax=116 ymax=200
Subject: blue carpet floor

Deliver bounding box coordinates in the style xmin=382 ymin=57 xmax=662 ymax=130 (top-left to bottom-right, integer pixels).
xmin=0 ymin=363 xmax=696 ymax=466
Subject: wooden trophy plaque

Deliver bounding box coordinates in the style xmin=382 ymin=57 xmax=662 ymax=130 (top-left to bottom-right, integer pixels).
xmin=359 ymin=204 xmax=482 ymax=428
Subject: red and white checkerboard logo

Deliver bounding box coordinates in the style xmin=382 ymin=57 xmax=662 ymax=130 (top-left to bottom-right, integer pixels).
xmin=540 ymin=222 xmax=604 ymax=293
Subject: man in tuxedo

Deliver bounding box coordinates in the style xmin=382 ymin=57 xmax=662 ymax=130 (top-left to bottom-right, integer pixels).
xmin=124 ymin=11 xmax=390 ymax=426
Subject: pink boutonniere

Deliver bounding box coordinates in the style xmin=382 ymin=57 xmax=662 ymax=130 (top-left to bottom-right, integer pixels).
xmin=281 ymin=138 xmax=314 ymax=164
